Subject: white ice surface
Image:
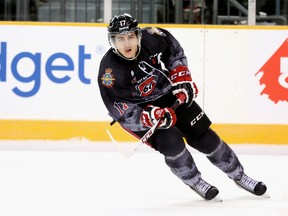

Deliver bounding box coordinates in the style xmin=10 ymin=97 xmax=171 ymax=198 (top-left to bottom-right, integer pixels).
xmin=0 ymin=140 xmax=287 ymax=216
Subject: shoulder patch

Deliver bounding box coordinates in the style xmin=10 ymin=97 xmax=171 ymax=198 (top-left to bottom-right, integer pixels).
xmin=147 ymin=27 xmax=166 ymax=36
xmin=101 ymin=68 xmax=115 ymax=88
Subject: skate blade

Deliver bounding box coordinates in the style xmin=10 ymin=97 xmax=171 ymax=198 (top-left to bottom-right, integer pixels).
xmin=209 ymin=195 xmax=223 ymax=202
xmin=261 ymin=192 xmax=270 ymax=199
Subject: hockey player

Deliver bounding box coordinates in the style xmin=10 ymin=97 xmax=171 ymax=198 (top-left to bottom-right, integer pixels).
xmin=98 ymin=13 xmax=267 ymax=201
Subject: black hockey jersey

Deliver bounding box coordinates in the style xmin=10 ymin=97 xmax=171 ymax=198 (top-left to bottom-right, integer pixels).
xmin=98 ymin=27 xmax=188 ymax=131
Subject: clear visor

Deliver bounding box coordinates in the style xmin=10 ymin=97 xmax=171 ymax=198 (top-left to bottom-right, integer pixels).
xmin=109 ymin=29 xmax=141 ymax=49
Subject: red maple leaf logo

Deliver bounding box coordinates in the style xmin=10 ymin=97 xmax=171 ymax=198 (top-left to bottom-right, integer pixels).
xmin=255 ymin=38 xmax=288 ymax=103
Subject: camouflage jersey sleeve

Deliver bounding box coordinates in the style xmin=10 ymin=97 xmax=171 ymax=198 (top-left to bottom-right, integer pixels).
xmin=151 ymin=27 xmax=189 ymax=71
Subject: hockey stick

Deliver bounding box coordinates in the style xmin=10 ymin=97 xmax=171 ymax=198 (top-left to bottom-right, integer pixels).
xmin=107 ymin=93 xmax=186 ymax=158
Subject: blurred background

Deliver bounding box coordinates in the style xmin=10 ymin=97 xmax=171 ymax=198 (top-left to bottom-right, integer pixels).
xmin=0 ymin=0 xmax=287 ymax=25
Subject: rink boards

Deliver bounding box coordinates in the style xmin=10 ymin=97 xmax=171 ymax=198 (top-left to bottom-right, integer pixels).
xmin=0 ymin=22 xmax=288 ymax=144
xmin=0 ymin=120 xmax=288 ymax=144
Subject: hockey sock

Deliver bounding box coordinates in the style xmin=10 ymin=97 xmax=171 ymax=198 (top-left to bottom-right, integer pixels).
xmin=206 ymin=140 xmax=244 ymax=180
xmin=165 ymin=147 xmax=201 ymax=186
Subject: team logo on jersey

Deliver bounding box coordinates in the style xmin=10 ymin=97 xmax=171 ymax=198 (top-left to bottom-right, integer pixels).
xmin=101 ymin=68 xmax=115 ymax=88
xmin=150 ymin=53 xmax=162 ymax=65
xmin=137 ymin=75 xmax=156 ymax=96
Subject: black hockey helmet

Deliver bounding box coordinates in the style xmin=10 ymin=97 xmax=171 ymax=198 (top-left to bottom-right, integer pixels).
xmin=107 ymin=13 xmax=142 ymax=60
xmin=108 ymin=13 xmax=139 ymax=36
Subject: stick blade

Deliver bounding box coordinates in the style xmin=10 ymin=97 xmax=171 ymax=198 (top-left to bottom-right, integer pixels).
xmin=106 ymin=129 xmax=135 ymax=159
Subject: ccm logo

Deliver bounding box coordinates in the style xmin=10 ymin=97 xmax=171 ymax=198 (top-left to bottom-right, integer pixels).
xmin=170 ymin=70 xmax=191 ymax=81
xmin=190 ymin=111 xmax=205 ymax=126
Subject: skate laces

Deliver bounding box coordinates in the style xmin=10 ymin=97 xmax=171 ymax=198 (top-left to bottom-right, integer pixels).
xmin=236 ymin=173 xmax=258 ymax=191
xmin=192 ymin=179 xmax=211 ymax=196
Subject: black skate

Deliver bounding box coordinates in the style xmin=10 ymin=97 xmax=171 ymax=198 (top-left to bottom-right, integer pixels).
xmin=234 ymin=173 xmax=267 ymax=196
xmin=190 ymin=179 xmax=220 ymax=201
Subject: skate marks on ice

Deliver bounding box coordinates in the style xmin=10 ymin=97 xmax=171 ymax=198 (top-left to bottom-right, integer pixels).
xmin=0 ymin=141 xmax=287 ymax=216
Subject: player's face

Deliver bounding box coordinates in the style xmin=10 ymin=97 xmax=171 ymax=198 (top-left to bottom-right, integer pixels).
xmin=114 ymin=32 xmax=138 ymax=59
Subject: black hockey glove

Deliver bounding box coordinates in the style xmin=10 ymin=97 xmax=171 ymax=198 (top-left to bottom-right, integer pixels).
xmin=140 ymin=105 xmax=177 ymax=129
xmin=169 ymin=65 xmax=198 ymax=107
